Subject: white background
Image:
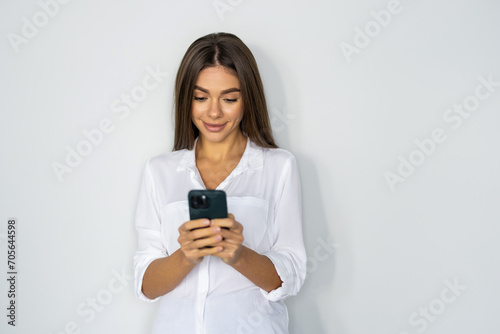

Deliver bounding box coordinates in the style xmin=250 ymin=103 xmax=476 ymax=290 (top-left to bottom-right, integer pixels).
xmin=1 ymin=0 xmax=499 ymax=333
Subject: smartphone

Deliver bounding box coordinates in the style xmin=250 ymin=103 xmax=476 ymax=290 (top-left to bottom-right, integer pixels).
xmin=188 ymin=189 xmax=228 ymax=221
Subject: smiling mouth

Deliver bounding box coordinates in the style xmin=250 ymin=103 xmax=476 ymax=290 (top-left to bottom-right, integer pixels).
xmin=203 ymin=121 xmax=227 ymax=132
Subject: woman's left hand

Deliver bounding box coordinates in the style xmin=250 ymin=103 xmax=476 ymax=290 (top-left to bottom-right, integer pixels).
xmin=210 ymin=213 xmax=245 ymax=265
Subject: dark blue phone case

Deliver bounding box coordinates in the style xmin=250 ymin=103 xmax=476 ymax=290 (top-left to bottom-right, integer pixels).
xmin=188 ymin=189 xmax=228 ymax=220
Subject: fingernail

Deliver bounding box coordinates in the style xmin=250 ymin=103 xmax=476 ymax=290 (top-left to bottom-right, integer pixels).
xmin=214 ymin=226 xmax=220 ymax=232
xmin=204 ymin=219 xmax=210 ymax=226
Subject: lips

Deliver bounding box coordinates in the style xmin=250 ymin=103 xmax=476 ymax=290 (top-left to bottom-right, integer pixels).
xmin=203 ymin=121 xmax=226 ymax=132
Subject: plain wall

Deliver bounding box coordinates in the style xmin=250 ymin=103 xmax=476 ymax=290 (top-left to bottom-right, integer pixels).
xmin=1 ymin=0 xmax=499 ymax=333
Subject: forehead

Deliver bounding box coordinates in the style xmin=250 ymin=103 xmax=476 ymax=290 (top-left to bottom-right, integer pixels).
xmin=195 ymin=66 xmax=240 ymax=90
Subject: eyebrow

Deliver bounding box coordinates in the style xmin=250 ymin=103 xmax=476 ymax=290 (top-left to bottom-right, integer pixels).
xmin=194 ymin=85 xmax=241 ymax=94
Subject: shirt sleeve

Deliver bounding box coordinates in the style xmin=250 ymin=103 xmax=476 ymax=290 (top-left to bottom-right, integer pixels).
xmin=133 ymin=159 xmax=167 ymax=302
xmin=261 ymin=154 xmax=307 ymax=301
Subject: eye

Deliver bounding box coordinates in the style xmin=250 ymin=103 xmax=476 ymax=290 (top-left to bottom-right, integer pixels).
xmin=224 ymin=98 xmax=238 ymax=103
xmin=194 ymin=97 xmax=207 ymax=102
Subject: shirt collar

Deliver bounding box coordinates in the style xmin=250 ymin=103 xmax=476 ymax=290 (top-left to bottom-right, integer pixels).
xmin=177 ymin=136 xmax=263 ymax=173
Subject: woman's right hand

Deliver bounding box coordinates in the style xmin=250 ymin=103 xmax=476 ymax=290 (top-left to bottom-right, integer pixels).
xmin=177 ymin=218 xmax=223 ymax=265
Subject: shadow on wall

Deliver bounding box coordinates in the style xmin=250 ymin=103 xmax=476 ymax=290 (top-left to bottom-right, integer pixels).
xmin=288 ymin=153 xmax=339 ymax=334
xmin=250 ymin=44 xmax=340 ymax=334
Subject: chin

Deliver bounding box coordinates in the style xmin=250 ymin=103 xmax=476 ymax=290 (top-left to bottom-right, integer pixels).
xmin=200 ymin=133 xmax=228 ymax=143
xmin=199 ymin=129 xmax=240 ymax=143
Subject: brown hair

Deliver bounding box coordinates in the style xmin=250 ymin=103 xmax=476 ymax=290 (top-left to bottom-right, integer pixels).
xmin=173 ymin=32 xmax=278 ymax=151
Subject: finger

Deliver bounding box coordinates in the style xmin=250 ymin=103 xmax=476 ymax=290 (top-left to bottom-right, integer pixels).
xmin=210 ymin=242 xmax=239 ymax=260
xmin=211 ymin=240 xmax=235 ymax=249
xmin=193 ymin=233 xmax=223 ymax=249
xmin=198 ymin=245 xmax=224 ymax=255
xmin=218 ymin=221 xmax=243 ymax=234
xmin=210 ymin=244 xmax=229 ymax=258
xmin=178 ymin=228 xmax=216 ymax=247
xmin=219 ymin=229 xmax=244 ymax=245
xmin=179 ymin=218 xmax=211 ymax=233
xmin=188 ymin=243 xmax=223 ymax=256
xmin=181 ymin=243 xmax=222 ymax=263
xmin=190 ymin=225 xmax=221 ymax=240
xmin=211 ymin=216 xmax=239 ymax=230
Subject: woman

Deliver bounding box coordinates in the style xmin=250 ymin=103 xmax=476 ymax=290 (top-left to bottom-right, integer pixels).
xmin=133 ymin=32 xmax=306 ymax=334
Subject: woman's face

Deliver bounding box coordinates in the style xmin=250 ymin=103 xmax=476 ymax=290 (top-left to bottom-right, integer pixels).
xmin=191 ymin=66 xmax=244 ymax=144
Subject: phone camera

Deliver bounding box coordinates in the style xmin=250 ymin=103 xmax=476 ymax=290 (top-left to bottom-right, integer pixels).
xmin=191 ymin=194 xmax=209 ymax=209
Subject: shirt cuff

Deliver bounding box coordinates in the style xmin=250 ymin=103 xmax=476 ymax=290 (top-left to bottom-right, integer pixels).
xmin=260 ymin=250 xmax=300 ymax=302
xmin=134 ymin=254 xmax=165 ymax=303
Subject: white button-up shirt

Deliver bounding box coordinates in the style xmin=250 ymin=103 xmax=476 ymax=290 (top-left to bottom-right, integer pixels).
xmin=133 ymin=136 xmax=307 ymax=334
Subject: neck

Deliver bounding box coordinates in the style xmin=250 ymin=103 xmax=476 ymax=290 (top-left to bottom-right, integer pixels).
xmin=196 ymin=131 xmax=247 ymax=164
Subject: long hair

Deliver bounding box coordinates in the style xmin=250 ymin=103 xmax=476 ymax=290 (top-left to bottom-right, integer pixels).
xmin=173 ymin=32 xmax=278 ymax=151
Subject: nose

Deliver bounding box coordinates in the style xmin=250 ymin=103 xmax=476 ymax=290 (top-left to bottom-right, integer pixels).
xmin=207 ymin=98 xmax=223 ymax=119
